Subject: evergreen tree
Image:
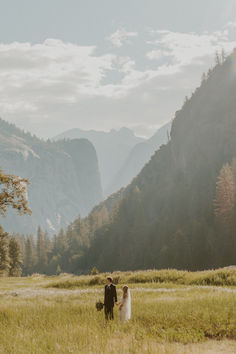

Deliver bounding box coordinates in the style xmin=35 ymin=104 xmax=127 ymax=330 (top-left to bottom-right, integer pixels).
xmin=201 ymin=72 xmax=206 ymax=84
xmin=215 ymin=159 xmax=236 ymax=263
xmin=184 ymin=96 xmax=189 ymax=104
xmin=36 ymin=227 xmax=48 ymax=273
xmin=221 ymin=48 xmax=226 ymax=63
xmin=9 ymin=237 xmax=22 ymax=276
xmin=24 ymin=236 xmax=35 ymax=274
xmin=214 ymin=164 xmax=235 ymax=224
xmin=56 ymin=264 xmax=61 ymax=275
xmin=231 ymin=158 xmax=236 ymax=192
xmin=207 ymin=68 xmax=212 ymax=78
xmin=215 ymin=50 xmax=221 ymax=65
xmin=0 ymin=226 xmax=10 ymax=276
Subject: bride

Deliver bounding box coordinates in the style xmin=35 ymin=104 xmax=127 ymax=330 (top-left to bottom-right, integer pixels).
xmin=118 ymin=286 xmax=131 ymax=321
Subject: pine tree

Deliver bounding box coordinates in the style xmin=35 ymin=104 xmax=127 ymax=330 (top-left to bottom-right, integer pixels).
xmin=0 ymin=226 xmax=10 ymax=276
xmin=43 ymin=231 xmax=52 ymax=257
xmin=201 ymin=72 xmax=206 ymax=84
xmin=13 ymin=233 xmax=26 ymax=260
xmin=215 ymin=50 xmax=221 ymax=65
xmin=184 ymin=96 xmax=189 ymax=104
xmin=36 ymin=227 xmax=48 ymax=273
xmin=221 ymin=48 xmax=226 ymax=63
xmin=9 ymin=237 xmax=22 ymax=276
xmin=24 ymin=236 xmax=35 ymax=274
xmin=231 ymin=158 xmax=236 ymax=193
xmin=56 ymin=264 xmax=61 ymax=275
xmin=207 ymin=68 xmax=212 ymax=79
xmin=214 ymin=164 xmax=235 ymax=224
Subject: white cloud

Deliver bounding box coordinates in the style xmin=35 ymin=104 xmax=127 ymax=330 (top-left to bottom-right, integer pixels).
xmin=226 ymin=21 xmax=236 ymax=29
xmin=147 ymin=30 xmax=236 ymax=67
xmin=0 ymin=38 xmax=115 ymax=91
xmin=0 ymin=25 xmax=236 ymax=139
xmin=107 ymin=28 xmax=138 ymax=48
xmin=146 ymin=49 xmax=170 ymax=60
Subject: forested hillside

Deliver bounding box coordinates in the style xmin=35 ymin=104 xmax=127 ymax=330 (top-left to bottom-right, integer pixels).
xmin=21 ymin=50 xmax=236 ymax=275
xmin=83 ymin=50 xmax=236 ymax=272
xmin=0 ymin=119 xmax=103 ymax=235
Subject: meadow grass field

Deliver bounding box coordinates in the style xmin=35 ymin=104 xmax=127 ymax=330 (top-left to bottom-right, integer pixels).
xmin=0 ymin=269 xmax=236 ymax=353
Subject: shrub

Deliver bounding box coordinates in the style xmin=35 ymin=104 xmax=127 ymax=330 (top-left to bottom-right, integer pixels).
xmin=90 ymin=267 xmax=99 ymax=275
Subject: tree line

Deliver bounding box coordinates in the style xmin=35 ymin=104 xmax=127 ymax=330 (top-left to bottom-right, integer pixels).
xmin=18 ymin=155 xmax=236 ymax=276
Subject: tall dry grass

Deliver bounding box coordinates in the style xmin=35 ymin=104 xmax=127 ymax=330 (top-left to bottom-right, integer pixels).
xmin=46 ymin=267 xmax=236 ymax=289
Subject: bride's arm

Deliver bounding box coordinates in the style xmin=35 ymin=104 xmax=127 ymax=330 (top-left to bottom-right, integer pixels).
xmin=119 ymin=297 xmax=126 ymax=309
xmin=116 ymin=298 xmax=123 ymax=306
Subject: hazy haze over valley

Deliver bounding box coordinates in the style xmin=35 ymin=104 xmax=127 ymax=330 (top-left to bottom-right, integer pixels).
xmin=54 ymin=123 xmax=171 ymax=196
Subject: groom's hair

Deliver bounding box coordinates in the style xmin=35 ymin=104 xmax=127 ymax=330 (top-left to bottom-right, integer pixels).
xmin=106 ymin=276 xmax=112 ymax=283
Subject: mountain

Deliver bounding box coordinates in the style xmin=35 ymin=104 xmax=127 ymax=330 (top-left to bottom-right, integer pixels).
xmin=106 ymin=122 xmax=171 ymax=195
xmin=0 ymin=119 xmax=103 ymax=235
xmin=70 ymin=51 xmax=236 ymax=272
xmin=54 ymin=127 xmax=145 ymax=196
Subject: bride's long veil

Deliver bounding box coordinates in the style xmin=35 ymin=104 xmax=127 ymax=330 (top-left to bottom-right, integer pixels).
xmin=127 ymin=289 xmax=131 ymax=319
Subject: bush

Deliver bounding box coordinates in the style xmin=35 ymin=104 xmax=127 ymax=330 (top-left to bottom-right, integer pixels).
xmin=90 ymin=267 xmax=99 ymax=275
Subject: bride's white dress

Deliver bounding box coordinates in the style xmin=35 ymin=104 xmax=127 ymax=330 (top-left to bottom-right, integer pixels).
xmin=119 ymin=290 xmax=131 ymax=321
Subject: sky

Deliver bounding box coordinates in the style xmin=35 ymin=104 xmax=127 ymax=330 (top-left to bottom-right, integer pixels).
xmin=0 ymin=0 xmax=236 ymax=138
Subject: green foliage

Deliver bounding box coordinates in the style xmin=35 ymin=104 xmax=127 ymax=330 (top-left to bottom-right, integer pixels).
xmin=36 ymin=227 xmax=48 ymax=273
xmin=24 ymin=235 xmax=35 ymax=274
xmin=0 ymin=226 xmax=10 ymax=276
xmin=8 ymin=237 xmax=22 ymax=276
xmin=0 ymin=167 xmax=31 ymax=216
xmin=0 ymin=227 xmax=22 ymax=277
xmin=56 ymin=264 xmax=61 ymax=275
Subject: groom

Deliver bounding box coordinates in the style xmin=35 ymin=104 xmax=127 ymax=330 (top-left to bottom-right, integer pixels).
xmin=104 ymin=276 xmax=117 ymax=320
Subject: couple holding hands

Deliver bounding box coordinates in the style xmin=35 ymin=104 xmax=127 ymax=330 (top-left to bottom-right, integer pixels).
xmin=104 ymin=276 xmax=131 ymax=321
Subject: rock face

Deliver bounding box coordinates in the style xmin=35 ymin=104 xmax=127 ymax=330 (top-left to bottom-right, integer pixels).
xmin=54 ymin=127 xmax=145 ymax=196
xmin=106 ymin=122 xmax=171 ymax=195
xmin=0 ymin=119 xmax=103 ymax=235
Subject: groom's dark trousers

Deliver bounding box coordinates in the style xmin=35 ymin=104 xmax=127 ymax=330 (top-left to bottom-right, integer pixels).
xmin=104 ymin=284 xmax=117 ymax=320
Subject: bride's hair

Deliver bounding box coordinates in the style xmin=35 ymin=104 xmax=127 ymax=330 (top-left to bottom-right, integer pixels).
xmin=122 ymin=285 xmax=129 ymax=299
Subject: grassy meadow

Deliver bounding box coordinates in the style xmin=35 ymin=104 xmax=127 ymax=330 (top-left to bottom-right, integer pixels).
xmin=0 ymin=269 xmax=236 ymax=353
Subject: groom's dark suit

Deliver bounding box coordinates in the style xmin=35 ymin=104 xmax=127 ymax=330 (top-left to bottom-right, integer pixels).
xmin=104 ymin=283 xmax=117 ymax=320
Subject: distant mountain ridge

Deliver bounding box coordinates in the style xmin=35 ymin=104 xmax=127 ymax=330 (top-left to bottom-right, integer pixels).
xmin=54 ymin=124 xmax=171 ymax=196
xmin=0 ymin=118 xmax=103 ymax=235
xmin=54 ymin=127 xmax=145 ymax=196
xmin=106 ymin=122 xmax=171 ymax=195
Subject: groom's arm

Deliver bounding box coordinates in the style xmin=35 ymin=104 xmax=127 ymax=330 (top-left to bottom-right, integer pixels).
xmin=104 ymin=285 xmax=106 ymax=305
xmin=114 ymin=285 xmax=117 ymax=303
